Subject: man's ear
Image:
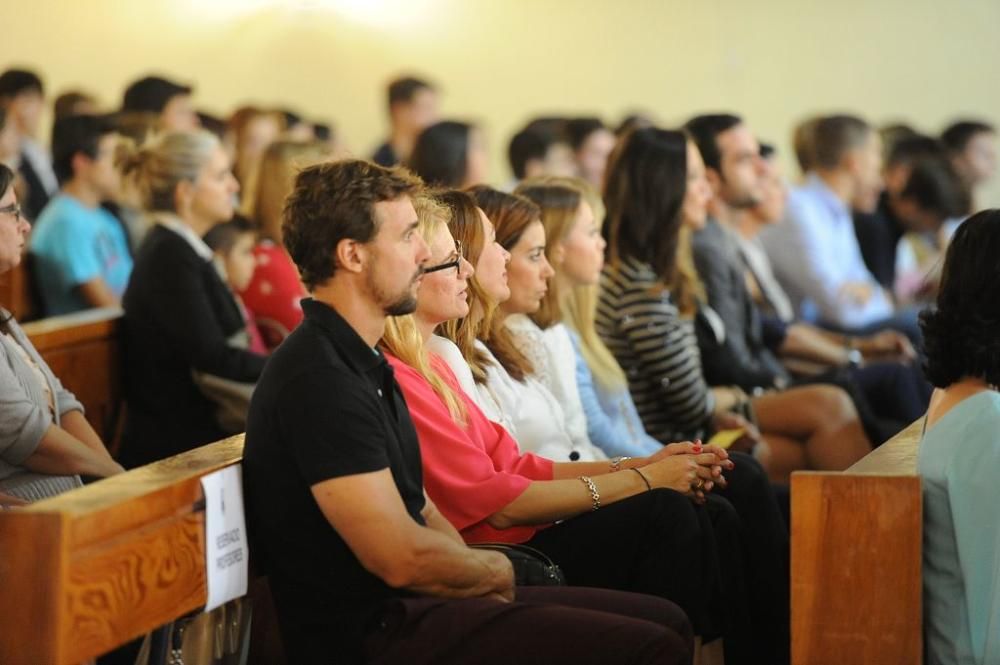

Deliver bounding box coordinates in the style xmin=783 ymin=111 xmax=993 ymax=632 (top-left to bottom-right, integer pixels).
xmin=705 ymin=166 xmax=724 ymax=195
xmin=841 ymin=149 xmax=861 ymax=176
xmin=335 ymin=237 xmax=366 ymax=275
xmin=523 ymin=157 xmax=542 ymax=180
xmin=70 ymin=151 xmax=91 ymax=179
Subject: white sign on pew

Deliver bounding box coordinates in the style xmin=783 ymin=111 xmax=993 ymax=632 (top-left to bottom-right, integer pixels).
xmin=201 ymin=465 xmax=249 ymax=612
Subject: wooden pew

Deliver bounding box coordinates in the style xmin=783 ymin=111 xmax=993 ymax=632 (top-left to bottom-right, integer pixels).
xmin=0 ymin=435 xmax=245 ymax=664
xmin=0 ymin=259 xmax=37 ymax=322
xmin=23 ymin=307 xmax=124 ymax=448
xmin=791 ymin=420 xmax=923 ymax=665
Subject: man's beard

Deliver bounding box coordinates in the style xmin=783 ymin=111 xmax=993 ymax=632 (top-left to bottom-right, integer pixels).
xmin=367 ymin=266 xmax=422 ymax=317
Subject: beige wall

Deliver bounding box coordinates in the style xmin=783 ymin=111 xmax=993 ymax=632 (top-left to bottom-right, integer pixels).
xmin=6 ymin=0 xmax=1000 ymax=205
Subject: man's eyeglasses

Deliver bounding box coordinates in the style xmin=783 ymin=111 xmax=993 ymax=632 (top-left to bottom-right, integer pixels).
xmin=0 ymin=203 xmax=22 ymax=224
xmin=424 ymin=240 xmax=463 ymax=274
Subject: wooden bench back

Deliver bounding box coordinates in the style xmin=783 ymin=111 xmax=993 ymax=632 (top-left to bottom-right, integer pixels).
xmin=23 ymin=308 xmax=124 ymax=449
xmin=0 ymin=435 xmax=244 ymax=664
xmin=0 ymin=259 xmax=38 ymax=322
xmin=791 ymin=420 xmax=923 ymax=665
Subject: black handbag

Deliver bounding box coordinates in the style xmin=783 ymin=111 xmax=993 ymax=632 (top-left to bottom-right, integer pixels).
xmin=471 ymin=543 xmax=567 ymax=586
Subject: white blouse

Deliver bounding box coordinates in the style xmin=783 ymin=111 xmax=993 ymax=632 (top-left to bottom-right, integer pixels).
xmin=427 ymin=334 xmax=604 ymax=462
xmin=505 ymin=316 xmax=601 ymax=459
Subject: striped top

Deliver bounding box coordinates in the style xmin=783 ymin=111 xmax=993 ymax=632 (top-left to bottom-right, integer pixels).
xmin=596 ymin=256 xmax=715 ymax=443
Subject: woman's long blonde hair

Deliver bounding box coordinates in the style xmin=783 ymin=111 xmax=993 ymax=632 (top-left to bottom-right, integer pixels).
xmin=532 ymin=176 xmax=630 ymax=392
xmin=380 ymin=193 xmax=468 ymax=424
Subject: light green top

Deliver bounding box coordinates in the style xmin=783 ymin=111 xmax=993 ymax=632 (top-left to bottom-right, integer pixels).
xmin=919 ymin=390 xmax=1000 ymax=665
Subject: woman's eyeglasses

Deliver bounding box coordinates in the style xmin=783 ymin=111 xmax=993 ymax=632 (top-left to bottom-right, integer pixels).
xmin=424 ymin=240 xmax=463 ymax=274
xmin=0 ymin=203 xmax=22 ymax=224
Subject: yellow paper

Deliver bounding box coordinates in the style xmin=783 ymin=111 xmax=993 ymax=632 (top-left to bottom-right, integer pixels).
xmin=708 ymin=428 xmax=745 ymax=450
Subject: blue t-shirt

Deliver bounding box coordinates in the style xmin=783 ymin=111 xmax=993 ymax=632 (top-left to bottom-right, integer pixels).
xmin=30 ymin=194 xmax=133 ymax=315
xmin=920 ymin=391 xmax=1000 ymax=665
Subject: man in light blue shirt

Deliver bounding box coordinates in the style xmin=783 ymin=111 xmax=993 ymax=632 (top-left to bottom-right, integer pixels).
xmin=30 ymin=114 xmax=132 ymax=316
xmin=759 ymin=115 xmax=919 ymax=342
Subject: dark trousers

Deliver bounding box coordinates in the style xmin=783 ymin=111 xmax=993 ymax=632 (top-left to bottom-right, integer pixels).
xmin=852 ymin=361 xmax=931 ymax=428
xmin=712 ymin=452 xmax=791 ymax=665
xmin=525 ymin=489 xmax=714 ymax=637
xmin=364 ymin=586 xmax=693 ymax=665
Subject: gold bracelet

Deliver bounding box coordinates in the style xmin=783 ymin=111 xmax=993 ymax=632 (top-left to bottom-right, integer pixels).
xmin=579 ymin=475 xmax=601 ymax=511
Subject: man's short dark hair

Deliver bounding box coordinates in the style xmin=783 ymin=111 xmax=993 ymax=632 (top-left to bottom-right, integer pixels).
xmin=887 ymin=135 xmax=945 ymax=168
xmin=53 ymin=91 xmax=95 ymax=120
xmin=941 ymin=120 xmax=996 ymax=154
xmin=920 ymin=209 xmax=1000 ymax=388
xmin=508 ymin=126 xmax=564 ymax=179
xmin=812 ymin=114 xmax=872 ymax=170
xmin=898 ymin=157 xmax=970 ymax=218
xmin=387 ymin=76 xmax=434 ymax=111
xmin=197 ymin=111 xmax=226 ymax=140
xmin=683 ymin=114 xmax=743 ymax=171
xmin=0 ymin=69 xmax=44 ymax=100
xmin=564 ymin=117 xmax=607 ymax=151
xmin=283 ymin=160 xmax=423 ymax=290
xmin=122 ymin=75 xmax=192 ymax=114
xmin=51 ymin=114 xmax=117 ymax=184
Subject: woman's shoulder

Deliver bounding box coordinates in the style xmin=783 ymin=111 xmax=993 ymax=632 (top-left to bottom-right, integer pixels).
xmin=922 ymin=391 xmax=1000 ymax=465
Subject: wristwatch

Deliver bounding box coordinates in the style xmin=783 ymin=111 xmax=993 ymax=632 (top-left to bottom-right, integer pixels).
xmin=609 ymin=456 xmax=631 ymax=472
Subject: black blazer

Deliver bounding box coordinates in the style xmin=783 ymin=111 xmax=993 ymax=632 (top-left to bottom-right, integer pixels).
xmin=18 ymin=153 xmax=52 ymax=223
xmin=119 ymin=224 xmax=266 ymax=467
xmin=692 ymin=218 xmax=788 ymax=391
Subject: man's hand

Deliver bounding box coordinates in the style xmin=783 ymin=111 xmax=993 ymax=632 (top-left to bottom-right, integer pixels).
xmin=857 ymin=330 xmax=916 ymax=362
xmin=478 ymin=550 xmax=515 ymax=602
xmin=840 ymin=282 xmax=874 ymax=306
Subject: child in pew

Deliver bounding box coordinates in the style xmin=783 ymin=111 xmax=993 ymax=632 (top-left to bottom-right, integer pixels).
xmin=182 ymin=216 xmax=267 ymax=436
xmin=203 ymin=215 xmax=268 ymax=356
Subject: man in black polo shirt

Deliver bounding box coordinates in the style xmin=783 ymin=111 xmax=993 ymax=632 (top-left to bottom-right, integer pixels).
xmin=243 ymin=159 xmax=692 ymax=665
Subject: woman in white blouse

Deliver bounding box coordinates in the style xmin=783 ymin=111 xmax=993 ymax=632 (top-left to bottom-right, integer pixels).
xmin=428 ymin=189 xmax=605 ymax=462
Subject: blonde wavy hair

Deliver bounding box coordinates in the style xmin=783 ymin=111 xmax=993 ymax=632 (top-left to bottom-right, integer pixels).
xmin=380 ymin=193 xmax=468 ymax=424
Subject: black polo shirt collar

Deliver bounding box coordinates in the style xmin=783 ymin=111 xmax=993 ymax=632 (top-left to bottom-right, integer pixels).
xmin=301 ymin=297 xmax=385 ymax=373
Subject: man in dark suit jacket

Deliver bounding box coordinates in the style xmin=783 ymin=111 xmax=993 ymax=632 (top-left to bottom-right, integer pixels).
xmin=685 ymin=114 xmax=930 ymax=443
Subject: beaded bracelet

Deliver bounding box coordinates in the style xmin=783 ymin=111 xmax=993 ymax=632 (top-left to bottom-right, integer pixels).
xmin=579 ymin=475 xmax=601 ymax=511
